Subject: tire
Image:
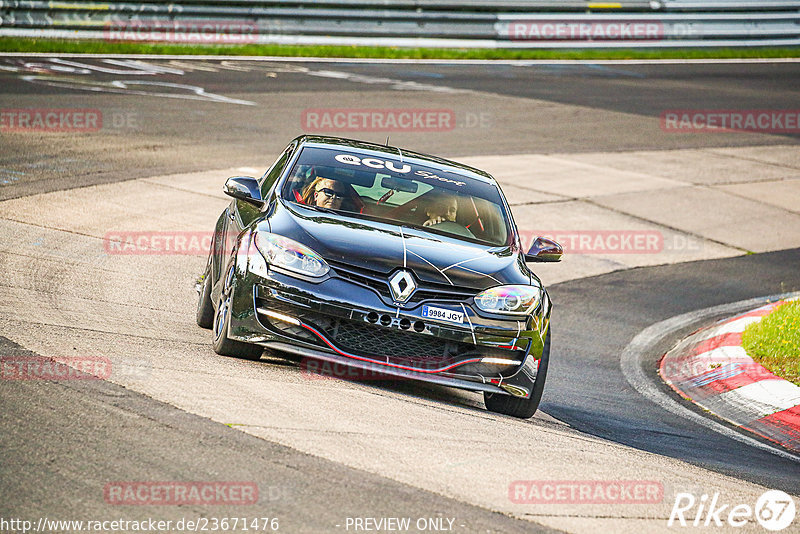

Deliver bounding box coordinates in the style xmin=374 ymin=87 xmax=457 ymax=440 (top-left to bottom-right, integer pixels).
xmin=211 ymin=270 xmax=263 ymax=361
xmin=484 ymin=328 xmax=550 ymax=419
xmin=196 ymin=270 xmax=214 ymax=329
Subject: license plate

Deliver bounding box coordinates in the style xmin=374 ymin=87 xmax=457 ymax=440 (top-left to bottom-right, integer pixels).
xmin=421 ymin=305 xmax=464 ymax=324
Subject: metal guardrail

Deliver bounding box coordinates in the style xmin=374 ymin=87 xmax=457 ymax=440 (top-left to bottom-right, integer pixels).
xmin=660 ymin=0 xmax=800 ymax=10
xmin=0 ymin=0 xmax=798 ymax=48
xmin=4 ymin=0 xmax=799 ymax=11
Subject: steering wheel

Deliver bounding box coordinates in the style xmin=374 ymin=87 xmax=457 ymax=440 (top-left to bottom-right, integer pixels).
xmin=428 ymin=221 xmax=475 ymax=239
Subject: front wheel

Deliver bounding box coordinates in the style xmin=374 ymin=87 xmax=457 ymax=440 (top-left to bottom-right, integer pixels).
xmin=484 ymin=329 xmax=550 ymax=419
xmin=196 ymin=270 xmax=214 ymax=329
xmin=212 ymin=274 xmax=263 ymax=361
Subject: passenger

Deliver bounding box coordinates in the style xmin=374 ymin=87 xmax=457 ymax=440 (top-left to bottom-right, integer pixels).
xmin=423 ymin=191 xmax=458 ymax=227
xmin=301 ymin=176 xmax=347 ymax=210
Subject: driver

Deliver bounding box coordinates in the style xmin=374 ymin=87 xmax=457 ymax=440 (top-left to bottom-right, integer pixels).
xmin=301 ymin=176 xmax=347 ymax=210
xmin=423 ymin=192 xmax=458 ymax=227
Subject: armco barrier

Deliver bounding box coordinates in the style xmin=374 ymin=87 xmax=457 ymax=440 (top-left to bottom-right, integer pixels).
xmin=0 ymin=1 xmax=798 ymax=48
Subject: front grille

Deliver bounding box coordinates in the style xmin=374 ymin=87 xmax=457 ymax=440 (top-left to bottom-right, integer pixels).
xmin=330 ymin=319 xmax=475 ymax=365
xmin=256 ymin=297 xmax=483 ymax=369
xmin=327 ymin=259 xmax=476 ymax=305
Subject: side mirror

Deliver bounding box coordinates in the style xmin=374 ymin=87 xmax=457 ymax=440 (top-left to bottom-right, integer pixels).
xmin=224 ymin=176 xmax=264 ymax=207
xmin=524 ymin=236 xmax=563 ymax=263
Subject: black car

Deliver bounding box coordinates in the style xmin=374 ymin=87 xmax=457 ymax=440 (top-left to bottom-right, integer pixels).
xmin=196 ymin=136 xmax=561 ymax=418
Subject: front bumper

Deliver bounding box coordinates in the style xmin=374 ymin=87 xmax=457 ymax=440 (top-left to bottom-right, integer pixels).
xmin=225 ymin=260 xmax=551 ymax=398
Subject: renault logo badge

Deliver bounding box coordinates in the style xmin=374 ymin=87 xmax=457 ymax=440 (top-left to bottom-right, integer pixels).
xmin=388 ymin=270 xmax=416 ymax=303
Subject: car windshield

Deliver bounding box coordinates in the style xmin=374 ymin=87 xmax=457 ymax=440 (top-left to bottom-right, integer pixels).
xmin=281 ymin=146 xmax=512 ymax=247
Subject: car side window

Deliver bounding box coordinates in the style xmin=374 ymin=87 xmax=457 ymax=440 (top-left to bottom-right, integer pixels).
xmin=259 ymin=145 xmax=293 ymax=197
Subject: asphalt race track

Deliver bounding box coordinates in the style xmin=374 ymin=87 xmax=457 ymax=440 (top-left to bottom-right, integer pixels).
xmin=1 ymin=56 xmax=799 ymax=533
xmin=1 ymin=58 xmax=798 ymax=200
xmin=546 ymin=249 xmax=800 ymax=490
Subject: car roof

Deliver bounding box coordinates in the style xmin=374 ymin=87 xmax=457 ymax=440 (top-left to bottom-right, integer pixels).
xmin=294 ymin=135 xmax=497 ymax=185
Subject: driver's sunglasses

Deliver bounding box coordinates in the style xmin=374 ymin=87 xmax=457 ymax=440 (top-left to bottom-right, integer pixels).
xmin=317 ymin=187 xmax=344 ymax=200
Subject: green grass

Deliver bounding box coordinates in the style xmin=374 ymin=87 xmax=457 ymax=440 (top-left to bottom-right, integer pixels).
xmin=1 ymin=37 xmax=799 ymax=60
xmin=742 ymin=301 xmax=800 ymax=386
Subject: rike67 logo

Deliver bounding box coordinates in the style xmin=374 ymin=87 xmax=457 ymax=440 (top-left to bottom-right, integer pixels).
xmin=668 ymin=490 xmax=795 ymax=531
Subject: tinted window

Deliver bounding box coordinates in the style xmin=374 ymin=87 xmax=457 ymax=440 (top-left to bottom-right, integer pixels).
xmin=260 ymin=145 xmax=293 ymax=197
xmin=281 ymin=146 xmax=511 ymax=246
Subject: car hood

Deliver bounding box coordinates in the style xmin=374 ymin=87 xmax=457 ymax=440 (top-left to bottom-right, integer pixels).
xmin=263 ymin=201 xmax=530 ymax=290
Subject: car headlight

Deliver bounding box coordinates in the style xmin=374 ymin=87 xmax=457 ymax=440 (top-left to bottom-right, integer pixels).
xmin=250 ymin=232 xmax=329 ymax=278
xmin=474 ymin=285 xmax=542 ymax=315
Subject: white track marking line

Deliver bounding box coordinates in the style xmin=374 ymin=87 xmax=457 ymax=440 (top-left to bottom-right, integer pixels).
xmin=4 ymin=53 xmax=800 ymax=65
xmin=304 ymin=68 xmax=464 ymax=93
xmin=20 ymin=76 xmax=257 ymax=106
